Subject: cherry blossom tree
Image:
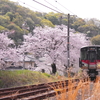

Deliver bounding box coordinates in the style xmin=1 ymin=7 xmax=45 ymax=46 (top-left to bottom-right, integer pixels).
xmin=0 ymin=25 xmax=90 ymax=73
xmin=0 ymin=33 xmax=19 ymax=69
xmin=20 ymin=25 xmax=90 ymax=72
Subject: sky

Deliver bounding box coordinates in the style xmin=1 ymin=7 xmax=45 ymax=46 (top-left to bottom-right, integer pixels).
xmin=9 ymin=0 xmax=100 ymax=20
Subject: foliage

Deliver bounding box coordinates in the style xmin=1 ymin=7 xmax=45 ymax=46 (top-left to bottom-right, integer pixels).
xmin=25 ymin=18 xmax=35 ymax=32
xmin=7 ymin=23 xmax=24 ymax=44
xmin=71 ymin=18 xmax=86 ymax=31
xmin=78 ymin=24 xmax=100 ymax=37
xmin=0 ymin=25 xmax=8 ymax=32
xmin=6 ymin=12 xmax=14 ymax=21
xmin=62 ymin=19 xmax=68 ymax=25
xmin=45 ymin=12 xmax=60 ymax=25
xmin=0 ymin=0 xmax=42 ymax=43
xmin=91 ymin=35 xmax=100 ymax=45
xmin=0 ymin=15 xmax=10 ymax=27
xmin=0 ymin=0 xmax=100 ymax=44
xmin=12 ymin=13 xmax=24 ymax=27
xmin=41 ymin=19 xmax=54 ymax=27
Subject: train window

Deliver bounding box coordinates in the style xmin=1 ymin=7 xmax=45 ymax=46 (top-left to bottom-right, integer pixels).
xmin=81 ymin=50 xmax=87 ymax=60
xmin=88 ymin=51 xmax=96 ymax=62
xmin=97 ymin=48 xmax=100 ymax=60
xmin=89 ymin=48 xmax=95 ymax=51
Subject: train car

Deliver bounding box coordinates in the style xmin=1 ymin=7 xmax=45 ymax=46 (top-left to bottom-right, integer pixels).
xmin=79 ymin=45 xmax=100 ymax=80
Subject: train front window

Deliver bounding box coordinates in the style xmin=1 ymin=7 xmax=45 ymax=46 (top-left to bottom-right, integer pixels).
xmin=97 ymin=48 xmax=100 ymax=60
xmin=88 ymin=51 xmax=96 ymax=62
xmin=81 ymin=50 xmax=87 ymax=60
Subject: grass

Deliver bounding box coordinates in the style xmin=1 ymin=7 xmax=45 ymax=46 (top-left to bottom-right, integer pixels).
xmin=50 ymin=78 xmax=88 ymax=100
xmin=49 ymin=76 xmax=100 ymax=100
xmin=0 ymin=70 xmax=59 ymax=88
xmin=2 ymin=70 xmax=100 ymax=100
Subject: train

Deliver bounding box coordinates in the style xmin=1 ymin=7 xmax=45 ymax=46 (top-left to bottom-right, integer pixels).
xmin=79 ymin=45 xmax=100 ymax=80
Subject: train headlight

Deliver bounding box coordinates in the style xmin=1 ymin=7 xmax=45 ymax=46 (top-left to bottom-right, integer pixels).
xmin=84 ymin=64 xmax=87 ymax=66
xmin=82 ymin=63 xmax=87 ymax=67
xmin=97 ymin=63 xmax=100 ymax=68
xmin=83 ymin=63 xmax=87 ymax=66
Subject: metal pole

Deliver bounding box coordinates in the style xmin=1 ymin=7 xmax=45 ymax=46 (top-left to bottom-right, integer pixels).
xmin=23 ymin=53 xmax=25 ymax=69
xmin=67 ymin=14 xmax=70 ymax=68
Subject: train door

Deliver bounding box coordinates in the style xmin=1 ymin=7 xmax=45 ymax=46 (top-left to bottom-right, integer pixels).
xmin=88 ymin=51 xmax=97 ymax=69
xmin=88 ymin=50 xmax=98 ymax=80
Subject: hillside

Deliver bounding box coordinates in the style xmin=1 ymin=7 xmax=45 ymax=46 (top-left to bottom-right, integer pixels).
xmin=0 ymin=0 xmax=100 ymax=45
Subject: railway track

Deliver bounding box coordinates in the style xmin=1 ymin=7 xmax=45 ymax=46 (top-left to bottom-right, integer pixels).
xmin=0 ymin=78 xmax=88 ymax=100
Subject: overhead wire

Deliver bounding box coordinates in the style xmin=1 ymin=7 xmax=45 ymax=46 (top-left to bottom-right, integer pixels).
xmin=17 ymin=0 xmax=76 ymax=16
xmin=16 ymin=0 xmax=80 ymax=19
xmin=54 ymin=0 xmax=76 ymax=15
xmin=32 ymin=0 xmax=79 ymax=18
xmin=32 ymin=0 xmax=62 ymax=13
xmin=17 ymin=0 xmax=44 ymax=12
xmin=44 ymin=0 xmax=64 ymax=13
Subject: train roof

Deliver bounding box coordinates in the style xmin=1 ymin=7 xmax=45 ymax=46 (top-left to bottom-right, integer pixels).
xmin=81 ymin=45 xmax=100 ymax=49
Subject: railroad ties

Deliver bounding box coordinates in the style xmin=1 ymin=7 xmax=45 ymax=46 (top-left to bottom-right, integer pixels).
xmin=0 ymin=78 xmax=89 ymax=100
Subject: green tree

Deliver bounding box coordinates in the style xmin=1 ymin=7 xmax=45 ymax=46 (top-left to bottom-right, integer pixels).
xmin=72 ymin=18 xmax=86 ymax=31
xmin=0 ymin=4 xmax=11 ymax=15
xmin=7 ymin=23 xmax=24 ymax=45
xmin=0 ymin=15 xmax=10 ymax=27
xmin=6 ymin=12 xmax=14 ymax=21
xmin=41 ymin=19 xmax=54 ymax=27
xmin=35 ymin=11 xmax=44 ymax=17
xmin=13 ymin=13 xmax=24 ymax=27
xmin=91 ymin=35 xmax=100 ymax=45
xmin=0 ymin=25 xmax=8 ymax=32
xmin=26 ymin=18 xmax=35 ymax=32
xmin=28 ymin=11 xmax=41 ymax=26
xmin=62 ymin=19 xmax=68 ymax=25
xmin=45 ymin=12 xmax=59 ymax=25
xmin=16 ymin=6 xmax=27 ymax=18
xmin=0 ymin=0 xmax=18 ymax=15
xmin=78 ymin=24 xmax=100 ymax=37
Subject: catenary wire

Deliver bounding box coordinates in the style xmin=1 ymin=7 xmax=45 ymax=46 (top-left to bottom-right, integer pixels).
xmin=17 ymin=0 xmax=78 ymax=17
xmin=54 ymin=0 xmax=76 ymax=15
xmin=44 ymin=0 xmax=64 ymax=13
xmin=17 ymin=0 xmax=44 ymax=12
xmin=32 ymin=0 xmax=62 ymax=13
xmin=32 ymin=0 xmax=79 ymax=18
xmin=16 ymin=0 xmax=81 ymax=20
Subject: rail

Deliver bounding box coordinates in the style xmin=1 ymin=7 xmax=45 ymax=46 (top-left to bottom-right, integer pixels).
xmin=0 ymin=78 xmax=89 ymax=100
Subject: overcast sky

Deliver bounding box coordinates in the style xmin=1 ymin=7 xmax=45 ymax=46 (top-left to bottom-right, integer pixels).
xmin=10 ymin=0 xmax=100 ymax=20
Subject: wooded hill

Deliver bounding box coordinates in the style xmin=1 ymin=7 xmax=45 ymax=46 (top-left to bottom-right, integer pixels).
xmin=1 ymin=0 xmax=100 ymax=45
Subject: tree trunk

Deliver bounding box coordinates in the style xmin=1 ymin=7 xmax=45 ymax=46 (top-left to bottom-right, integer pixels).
xmin=51 ymin=63 xmax=57 ymax=74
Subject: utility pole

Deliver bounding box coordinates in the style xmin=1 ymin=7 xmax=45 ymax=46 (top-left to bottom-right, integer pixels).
xmin=67 ymin=14 xmax=70 ymax=68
